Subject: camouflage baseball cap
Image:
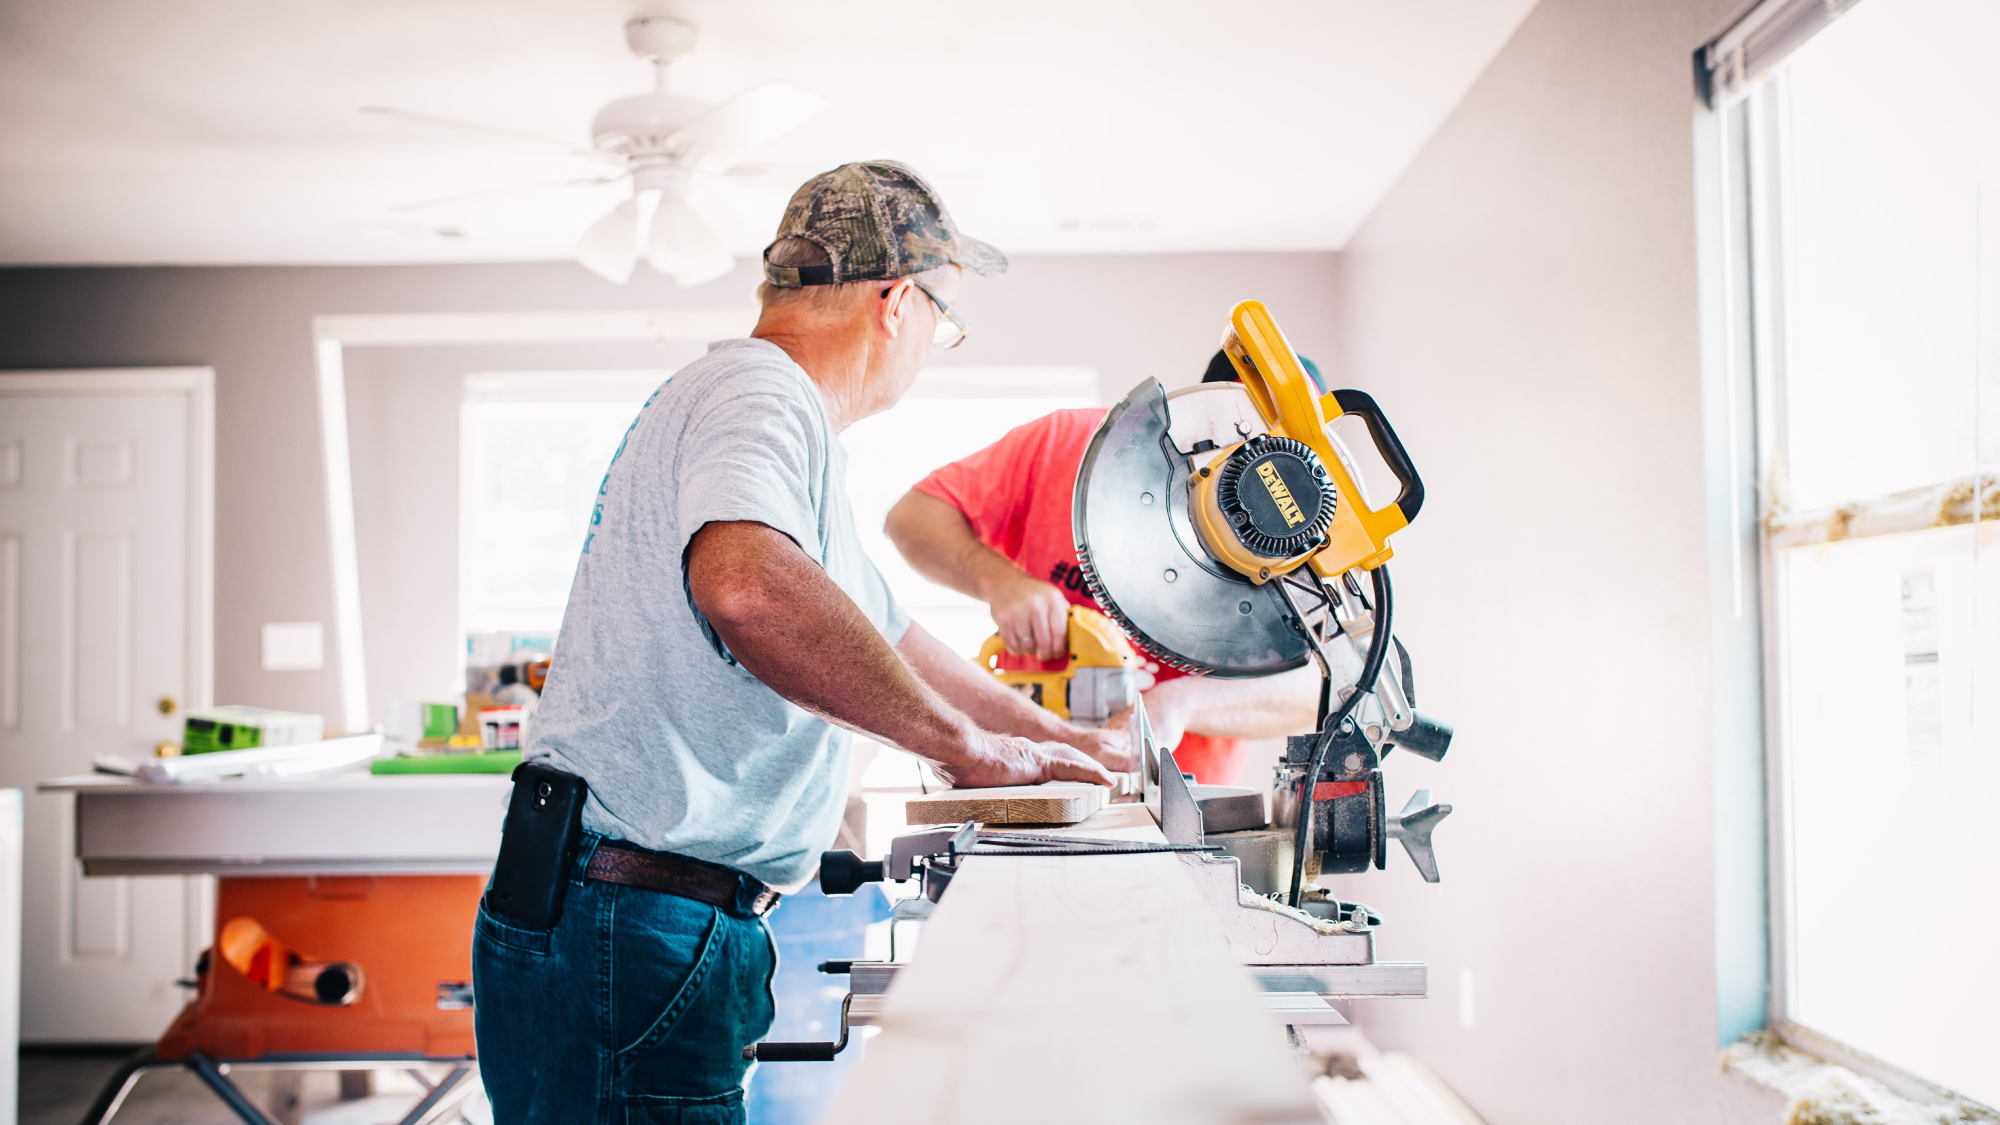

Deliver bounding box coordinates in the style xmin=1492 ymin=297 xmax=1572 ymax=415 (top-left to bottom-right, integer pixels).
xmin=762 ymin=160 xmax=1007 ymax=287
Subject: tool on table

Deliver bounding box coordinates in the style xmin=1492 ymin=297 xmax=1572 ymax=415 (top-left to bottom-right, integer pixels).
xmin=977 ymin=604 xmax=1141 ymax=725
xmin=181 ymin=705 xmax=325 ymax=755
xmin=1072 ymin=299 xmax=1456 ymax=906
xmin=100 ymin=733 xmax=383 ymax=785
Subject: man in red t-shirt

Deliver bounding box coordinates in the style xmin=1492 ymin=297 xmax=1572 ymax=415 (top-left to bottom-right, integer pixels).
xmin=885 ymin=352 xmax=1325 ymax=784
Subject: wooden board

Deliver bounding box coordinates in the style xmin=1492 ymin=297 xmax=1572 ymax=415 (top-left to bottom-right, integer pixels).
xmin=824 ymin=803 xmax=1323 ymax=1125
xmin=903 ymin=783 xmax=1106 ymax=826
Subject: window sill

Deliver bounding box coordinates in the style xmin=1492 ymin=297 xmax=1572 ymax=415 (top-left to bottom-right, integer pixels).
xmin=1722 ymin=1023 xmax=1997 ymax=1124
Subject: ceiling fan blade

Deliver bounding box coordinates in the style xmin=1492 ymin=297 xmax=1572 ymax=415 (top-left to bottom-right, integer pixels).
xmin=361 ymin=106 xmax=621 ymax=165
xmin=576 ymin=199 xmax=641 ymax=284
xmin=647 ymin=193 xmax=736 ymax=287
xmin=664 ymin=82 xmax=828 ymax=172
xmin=388 ymin=175 xmax=627 ymax=213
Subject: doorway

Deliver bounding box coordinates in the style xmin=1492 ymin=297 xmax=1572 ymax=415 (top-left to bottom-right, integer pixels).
xmin=0 ymin=367 xmax=215 ymax=1041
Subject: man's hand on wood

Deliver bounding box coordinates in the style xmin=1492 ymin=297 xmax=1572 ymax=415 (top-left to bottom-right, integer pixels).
xmin=938 ymin=730 xmax=1117 ymax=790
xmin=1060 ymin=724 xmax=1139 ymax=773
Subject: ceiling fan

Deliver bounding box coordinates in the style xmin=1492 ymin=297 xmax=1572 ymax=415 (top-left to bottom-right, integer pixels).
xmin=364 ymin=16 xmax=828 ymax=287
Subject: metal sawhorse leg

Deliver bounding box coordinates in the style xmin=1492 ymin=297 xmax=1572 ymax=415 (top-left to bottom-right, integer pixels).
xmin=77 ymin=1049 xmax=480 ymax=1125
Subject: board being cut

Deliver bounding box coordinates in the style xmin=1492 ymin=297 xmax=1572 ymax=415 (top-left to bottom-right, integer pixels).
xmin=903 ymin=783 xmax=1106 ymax=826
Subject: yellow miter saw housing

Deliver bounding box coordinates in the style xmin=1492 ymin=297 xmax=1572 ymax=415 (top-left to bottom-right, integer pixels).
xmin=1190 ymin=300 xmax=1422 ymax=586
xmin=976 ymin=605 xmax=1141 ymax=726
xmin=1075 ymin=299 xmax=1455 ymax=912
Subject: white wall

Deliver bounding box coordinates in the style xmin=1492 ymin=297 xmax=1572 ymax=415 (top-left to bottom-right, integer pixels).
xmin=1321 ymin=0 xmax=1783 ymax=1120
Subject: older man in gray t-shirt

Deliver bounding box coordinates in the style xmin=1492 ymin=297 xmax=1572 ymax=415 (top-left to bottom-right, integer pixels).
xmin=474 ymin=162 xmax=1130 ymax=1125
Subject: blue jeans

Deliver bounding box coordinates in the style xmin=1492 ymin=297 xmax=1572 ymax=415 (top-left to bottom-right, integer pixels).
xmin=473 ymin=834 xmax=778 ymax=1125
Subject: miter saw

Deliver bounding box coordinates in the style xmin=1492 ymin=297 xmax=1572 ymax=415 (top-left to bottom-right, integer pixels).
xmin=748 ymin=301 xmax=1459 ymax=1062
xmin=1074 ymin=298 xmax=1456 ymax=908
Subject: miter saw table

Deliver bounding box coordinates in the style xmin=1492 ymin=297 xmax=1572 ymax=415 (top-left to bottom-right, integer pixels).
xmin=40 ymin=772 xmax=505 ymax=1125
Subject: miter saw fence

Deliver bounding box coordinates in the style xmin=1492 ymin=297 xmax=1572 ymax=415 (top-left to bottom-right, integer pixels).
xmin=1074 ymin=299 xmax=1457 ymax=907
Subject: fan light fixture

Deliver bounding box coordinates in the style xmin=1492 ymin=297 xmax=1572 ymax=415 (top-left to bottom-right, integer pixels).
xmin=365 ymin=16 xmax=827 ymax=287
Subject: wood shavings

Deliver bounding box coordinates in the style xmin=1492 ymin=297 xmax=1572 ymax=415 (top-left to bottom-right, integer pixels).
xmin=1722 ymin=1031 xmax=1997 ymax=1125
xmin=1237 ymin=884 xmax=1368 ymax=935
xmin=1312 ymin=1049 xmax=1488 ymax=1125
xmin=1765 ymin=472 xmax=2000 ymax=549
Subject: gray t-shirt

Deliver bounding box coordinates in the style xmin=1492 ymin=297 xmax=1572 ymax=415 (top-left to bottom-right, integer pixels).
xmin=528 ymin=338 xmax=909 ymax=889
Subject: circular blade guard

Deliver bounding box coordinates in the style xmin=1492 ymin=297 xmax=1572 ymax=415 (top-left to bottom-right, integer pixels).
xmin=1073 ymin=380 xmax=1309 ymax=677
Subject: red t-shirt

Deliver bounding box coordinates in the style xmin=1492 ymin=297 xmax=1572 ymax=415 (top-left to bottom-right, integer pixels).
xmin=914 ymin=408 xmax=1251 ymax=784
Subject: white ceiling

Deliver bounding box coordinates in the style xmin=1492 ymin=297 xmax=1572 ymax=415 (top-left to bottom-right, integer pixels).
xmin=0 ymin=0 xmax=1537 ymax=270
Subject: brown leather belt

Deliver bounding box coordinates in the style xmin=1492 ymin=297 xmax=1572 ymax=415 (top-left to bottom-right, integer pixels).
xmin=584 ymin=841 xmax=781 ymax=917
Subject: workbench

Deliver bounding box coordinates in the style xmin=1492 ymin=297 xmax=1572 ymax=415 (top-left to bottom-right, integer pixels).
xmin=42 ymin=773 xmax=507 ymax=876
xmin=39 ymin=772 xmax=502 ymax=1125
xmin=823 ymin=802 xmax=1329 ymax=1125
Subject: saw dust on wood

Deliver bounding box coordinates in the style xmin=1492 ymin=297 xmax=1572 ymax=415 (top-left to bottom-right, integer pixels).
xmin=903 ymin=783 xmax=1106 ymax=826
xmin=1722 ymin=1031 xmax=1997 ymax=1125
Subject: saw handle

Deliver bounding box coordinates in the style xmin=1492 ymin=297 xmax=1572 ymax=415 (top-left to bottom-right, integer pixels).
xmin=1328 ymin=389 xmax=1425 ymax=525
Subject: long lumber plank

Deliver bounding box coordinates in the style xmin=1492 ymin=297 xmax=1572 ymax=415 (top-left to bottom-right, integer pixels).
xmin=822 ymin=804 xmax=1324 ymax=1125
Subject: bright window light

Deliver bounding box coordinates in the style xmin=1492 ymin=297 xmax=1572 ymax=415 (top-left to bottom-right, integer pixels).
xmin=458 ymin=366 xmax=1097 ymax=657
xmin=1735 ymin=0 xmax=2000 ymax=1105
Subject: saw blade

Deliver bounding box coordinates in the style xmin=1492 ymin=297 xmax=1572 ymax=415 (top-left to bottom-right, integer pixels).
xmin=1072 ymin=379 xmax=1310 ymax=677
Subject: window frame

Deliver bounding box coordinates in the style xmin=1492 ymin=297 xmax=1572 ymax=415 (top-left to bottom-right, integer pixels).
xmin=1704 ymin=35 xmax=2000 ymax=1112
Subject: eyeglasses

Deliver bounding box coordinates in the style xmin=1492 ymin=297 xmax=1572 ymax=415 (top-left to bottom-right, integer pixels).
xmin=910 ymin=278 xmax=970 ymax=350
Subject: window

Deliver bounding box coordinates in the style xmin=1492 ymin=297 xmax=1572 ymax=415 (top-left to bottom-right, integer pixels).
xmin=1711 ymin=0 xmax=2000 ymax=1104
xmin=459 ymin=364 xmax=1096 ymax=653
xmin=460 ymin=371 xmax=668 ymax=638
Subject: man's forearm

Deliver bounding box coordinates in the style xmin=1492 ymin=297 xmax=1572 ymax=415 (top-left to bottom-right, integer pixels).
xmin=885 ymin=489 xmax=1071 ymax=659
xmin=1157 ymin=664 xmax=1322 ymax=739
xmin=687 ymin=522 xmax=980 ymax=760
xmin=884 ymin=489 xmax=1029 ymax=600
xmin=687 ymin=521 xmax=1114 ymax=789
xmin=897 ymin=621 xmax=1070 ymax=742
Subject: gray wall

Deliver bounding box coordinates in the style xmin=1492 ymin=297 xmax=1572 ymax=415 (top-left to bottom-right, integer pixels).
xmin=0 ymin=253 xmax=1341 ymax=723
xmin=1320 ymin=0 xmax=1780 ymax=1120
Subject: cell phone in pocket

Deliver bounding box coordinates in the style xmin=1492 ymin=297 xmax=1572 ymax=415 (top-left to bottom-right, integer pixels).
xmin=487 ymin=761 xmax=589 ymax=930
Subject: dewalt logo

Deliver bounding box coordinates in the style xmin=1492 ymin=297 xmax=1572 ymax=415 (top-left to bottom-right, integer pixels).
xmin=1257 ymin=461 xmax=1306 ymax=527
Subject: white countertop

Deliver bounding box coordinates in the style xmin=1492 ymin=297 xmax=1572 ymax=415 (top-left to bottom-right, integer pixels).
xmin=41 ymin=771 xmax=510 ymax=876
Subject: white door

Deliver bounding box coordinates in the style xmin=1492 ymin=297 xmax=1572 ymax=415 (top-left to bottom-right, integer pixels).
xmin=0 ymin=369 xmax=213 ymax=1041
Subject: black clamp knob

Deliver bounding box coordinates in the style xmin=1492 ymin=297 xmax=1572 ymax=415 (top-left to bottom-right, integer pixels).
xmin=818 ymin=850 xmax=885 ymax=896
